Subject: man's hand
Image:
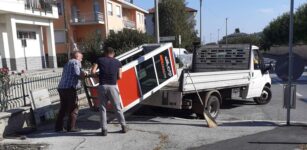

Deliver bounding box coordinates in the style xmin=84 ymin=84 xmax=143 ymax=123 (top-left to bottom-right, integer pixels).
xmin=91 ymin=64 xmax=98 ymax=75
xmin=80 ymin=71 xmax=88 ymax=79
xmin=118 ymin=68 xmax=123 ymax=80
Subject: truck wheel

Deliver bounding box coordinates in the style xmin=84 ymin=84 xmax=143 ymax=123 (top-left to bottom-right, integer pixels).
xmin=195 ymin=95 xmax=220 ymax=119
xmin=254 ymin=86 xmax=272 ymax=105
xmin=206 ymin=95 xmax=220 ymax=119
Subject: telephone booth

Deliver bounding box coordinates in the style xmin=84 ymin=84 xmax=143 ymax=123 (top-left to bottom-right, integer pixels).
xmin=84 ymin=43 xmax=178 ymax=112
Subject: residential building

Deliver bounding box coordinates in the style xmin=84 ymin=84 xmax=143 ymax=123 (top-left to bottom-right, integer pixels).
xmin=0 ymin=0 xmax=59 ymax=71
xmin=54 ymin=0 xmax=147 ymax=60
xmin=146 ymin=7 xmax=197 ymax=36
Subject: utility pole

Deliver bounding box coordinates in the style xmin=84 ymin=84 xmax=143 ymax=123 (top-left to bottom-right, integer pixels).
xmin=155 ymin=0 xmax=160 ymax=43
xmin=200 ymin=0 xmax=203 ymax=44
xmin=210 ymin=33 xmax=212 ymax=43
xmin=217 ymin=28 xmax=220 ymax=45
xmin=226 ymin=18 xmax=228 ymax=46
xmin=287 ymin=0 xmax=295 ymax=126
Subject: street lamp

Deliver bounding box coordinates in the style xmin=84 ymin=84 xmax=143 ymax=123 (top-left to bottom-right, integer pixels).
xmin=155 ymin=0 xmax=160 ymax=43
xmin=226 ymin=18 xmax=228 ymax=47
xmin=286 ymin=0 xmax=295 ymax=126
xmin=217 ymin=28 xmax=220 ymax=45
xmin=200 ymin=0 xmax=203 ymax=44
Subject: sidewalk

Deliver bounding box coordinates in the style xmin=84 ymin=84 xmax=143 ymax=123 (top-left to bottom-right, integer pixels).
xmin=0 ymin=107 xmax=307 ymax=150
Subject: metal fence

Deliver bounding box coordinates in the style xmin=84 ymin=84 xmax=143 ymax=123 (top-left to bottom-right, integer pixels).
xmin=0 ymin=71 xmax=85 ymax=112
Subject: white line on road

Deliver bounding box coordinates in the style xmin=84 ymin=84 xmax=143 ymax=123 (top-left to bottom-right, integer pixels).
xmin=296 ymin=92 xmax=303 ymax=97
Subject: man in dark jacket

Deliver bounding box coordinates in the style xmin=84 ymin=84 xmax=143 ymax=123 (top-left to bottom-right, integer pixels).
xmin=91 ymin=47 xmax=127 ymax=136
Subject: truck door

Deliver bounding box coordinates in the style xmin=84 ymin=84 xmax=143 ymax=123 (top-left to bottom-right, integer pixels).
xmin=246 ymin=50 xmax=264 ymax=98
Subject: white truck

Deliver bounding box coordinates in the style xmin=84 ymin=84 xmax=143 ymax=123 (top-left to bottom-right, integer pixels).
xmin=142 ymin=44 xmax=273 ymax=118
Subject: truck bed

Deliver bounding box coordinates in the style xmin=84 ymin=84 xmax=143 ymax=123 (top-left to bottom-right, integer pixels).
xmin=159 ymin=70 xmax=251 ymax=94
xmin=182 ymin=70 xmax=250 ymax=93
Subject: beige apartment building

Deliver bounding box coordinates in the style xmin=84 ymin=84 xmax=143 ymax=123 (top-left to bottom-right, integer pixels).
xmin=54 ymin=0 xmax=148 ymax=57
xmin=0 ymin=0 xmax=59 ymax=71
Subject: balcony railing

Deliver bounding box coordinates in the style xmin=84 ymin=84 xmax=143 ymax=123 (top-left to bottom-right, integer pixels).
xmin=71 ymin=12 xmax=104 ymax=25
xmin=24 ymin=0 xmax=56 ymax=13
xmin=123 ymin=19 xmax=136 ymax=29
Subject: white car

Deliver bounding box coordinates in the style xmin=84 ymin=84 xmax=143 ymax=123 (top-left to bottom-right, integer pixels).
xmin=173 ymin=48 xmax=189 ymax=57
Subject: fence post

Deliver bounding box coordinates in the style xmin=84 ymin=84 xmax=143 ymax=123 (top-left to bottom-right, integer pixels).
xmin=21 ymin=78 xmax=27 ymax=106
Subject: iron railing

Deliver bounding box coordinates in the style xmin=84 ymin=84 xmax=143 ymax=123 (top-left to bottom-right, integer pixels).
xmin=0 ymin=72 xmax=85 ymax=112
xmin=24 ymin=0 xmax=56 ymax=13
xmin=71 ymin=12 xmax=104 ymax=24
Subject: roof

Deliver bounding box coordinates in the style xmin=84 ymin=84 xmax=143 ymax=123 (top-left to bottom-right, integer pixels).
xmin=117 ymin=0 xmax=149 ymax=14
xmin=148 ymin=6 xmax=197 ymax=14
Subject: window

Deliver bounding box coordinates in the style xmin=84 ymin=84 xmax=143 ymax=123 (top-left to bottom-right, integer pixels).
xmin=154 ymin=50 xmax=173 ymax=84
xmin=17 ymin=31 xmax=36 ymax=39
xmin=54 ymin=30 xmax=66 ymax=44
xmin=107 ymin=2 xmax=113 ymax=16
xmin=115 ymin=5 xmax=121 ymax=17
xmin=253 ymin=50 xmax=262 ymax=70
xmin=136 ymin=58 xmax=158 ymax=94
xmin=137 ymin=13 xmax=141 ymax=23
xmin=57 ymin=2 xmax=62 ymax=16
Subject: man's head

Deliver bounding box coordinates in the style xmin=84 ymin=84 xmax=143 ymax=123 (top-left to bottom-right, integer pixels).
xmin=104 ymin=47 xmax=115 ymax=58
xmin=71 ymin=51 xmax=83 ymax=62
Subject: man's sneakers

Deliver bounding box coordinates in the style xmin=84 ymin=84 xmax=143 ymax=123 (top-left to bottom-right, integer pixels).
xmin=55 ymin=128 xmax=66 ymax=133
xmin=121 ymin=125 xmax=128 ymax=133
xmin=67 ymin=127 xmax=81 ymax=132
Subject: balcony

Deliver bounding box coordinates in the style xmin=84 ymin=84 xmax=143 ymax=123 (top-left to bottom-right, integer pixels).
xmin=123 ymin=19 xmax=136 ymax=29
xmin=24 ymin=0 xmax=56 ymax=13
xmin=71 ymin=12 xmax=104 ymax=25
xmin=0 ymin=0 xmax=58 ymax=18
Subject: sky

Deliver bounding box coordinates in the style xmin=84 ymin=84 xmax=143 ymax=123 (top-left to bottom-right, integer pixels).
xmin=133 ymin=0 xmax=307 ymax=43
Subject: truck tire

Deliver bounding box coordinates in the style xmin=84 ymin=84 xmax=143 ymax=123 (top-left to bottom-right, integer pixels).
xmin=195 ymin=94 xmax=221 ymax=119
xmin=206 ymin=95 xmax=220 ymax=119
xmin=253 ymin=86 xmax=272 ymax=105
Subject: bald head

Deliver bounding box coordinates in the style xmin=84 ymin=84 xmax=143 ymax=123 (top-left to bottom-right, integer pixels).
xmin=71 ymin=51 xmax=83 ymax=62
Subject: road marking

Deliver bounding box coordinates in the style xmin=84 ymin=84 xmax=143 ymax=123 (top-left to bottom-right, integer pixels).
xmin=296 ymin=92 xmax=303 ymax=97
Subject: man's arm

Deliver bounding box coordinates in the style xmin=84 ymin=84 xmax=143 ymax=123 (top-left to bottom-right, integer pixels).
xmin=118 ymin=68 xmax=123 ymax=80
xmin=91 ymin=63 xmax=98 ymax=75
xmin=73 ymin=61 xmax=81 ymax=77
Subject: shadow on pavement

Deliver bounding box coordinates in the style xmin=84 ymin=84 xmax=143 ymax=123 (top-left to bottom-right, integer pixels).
xmin=300 ymin=98 xmax=307 ymax=103
xmin=219 ymin=121 xmax=280 ymax=127
xmin=190 ymin=125 xmax=307 ymax=150
xmin=221 ymin=100 xmax=257 ymax=109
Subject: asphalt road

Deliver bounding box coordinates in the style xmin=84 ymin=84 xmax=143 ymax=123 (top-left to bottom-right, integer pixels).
xmin=217 ymin=72 xmax=307 ymax=123
xmin=1 ymin=72 xmax=307 ymax=150
xmin=133 ymin=72 xmax=307 ymax=123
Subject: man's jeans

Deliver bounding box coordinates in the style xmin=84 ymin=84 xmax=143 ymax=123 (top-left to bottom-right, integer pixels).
xmin=98 ymin=85 xmax=126 ymax=131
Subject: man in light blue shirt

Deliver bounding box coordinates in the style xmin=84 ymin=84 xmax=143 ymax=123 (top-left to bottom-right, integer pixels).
xmin=55 ymin=51 xmax=85 ymax=132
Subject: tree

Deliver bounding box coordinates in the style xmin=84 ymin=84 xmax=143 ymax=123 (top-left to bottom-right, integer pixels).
xmin=235 ymin=28 xmax=240 ymax=33
xmin=219 ymin=29 xmax=262 ymax=46
xmin=104 ymin=29 xmax=154 ymax=55
xmin=158 ymin=0 xmax=198 ymax=49
xmin=261 ymin=3 xmax=307 ymax=49
xmin=79 ymin=32 xmax=104 ymax=66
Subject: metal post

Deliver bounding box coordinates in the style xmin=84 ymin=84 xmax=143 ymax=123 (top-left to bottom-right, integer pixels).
xmin=155 ymin=0 xmax=160 ymax=43
xmin=226 ymin=18 xmax=228 ymax=46
xmin=200 ymin=0 xmax=203 ymax=44
xmin=21 ymin=78 xmax=26 ymax=106
xmin=287 ymin=0 xmax=294 ymax=126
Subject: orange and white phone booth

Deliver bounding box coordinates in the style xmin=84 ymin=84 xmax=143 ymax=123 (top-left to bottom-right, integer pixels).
xmin=84 ymin=43 xmax=177 ymax=112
